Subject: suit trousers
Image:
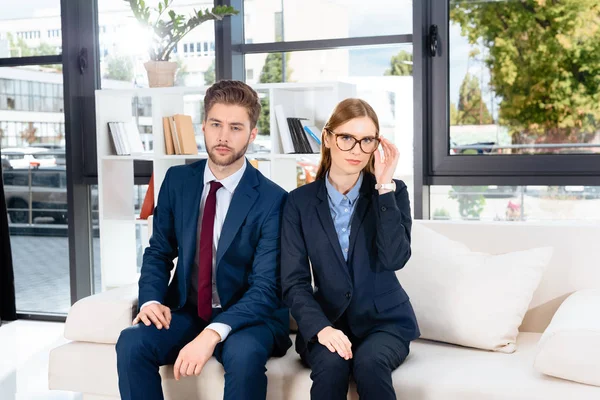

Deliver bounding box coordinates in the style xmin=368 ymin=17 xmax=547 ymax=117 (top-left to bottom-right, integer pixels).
xmin=116 ymin=305 xmax=275 ymax=400
xmin=301 ymin=314 xmax=410 ymax=400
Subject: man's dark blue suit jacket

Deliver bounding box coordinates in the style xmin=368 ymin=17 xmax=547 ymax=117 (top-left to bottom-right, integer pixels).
xmin=139 ymin=159 xmax=291 ymax=356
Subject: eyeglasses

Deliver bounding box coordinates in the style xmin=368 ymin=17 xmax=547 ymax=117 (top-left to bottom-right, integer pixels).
xmin=325 ymin=129 xmax=380 ymax=154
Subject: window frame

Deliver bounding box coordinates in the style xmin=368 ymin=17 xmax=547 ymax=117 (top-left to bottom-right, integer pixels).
xmin=424 ymin=0 xmax=600 ymax=186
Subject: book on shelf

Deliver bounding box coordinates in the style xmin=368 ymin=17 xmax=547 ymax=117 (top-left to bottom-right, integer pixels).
xmin=162 ymin=117 xmax=175 ymax=155
xmin=107 ymin=121 xmax=145 ymax=156
xmin=139 ymin=172 xmax=154 ymax=220
xmin=274 ymin=105 xmax=295 ymax=154
xmin=274 ymin=105 xmax=320 ymax=154
xmin=301 ymin=123 xmax=322 ymax=153
xmin=163 ymin=114 xmax=198 ymax=155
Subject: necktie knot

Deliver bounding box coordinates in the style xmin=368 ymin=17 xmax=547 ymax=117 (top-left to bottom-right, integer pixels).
xmin=209 ymin=180 xmax=223 ymax=194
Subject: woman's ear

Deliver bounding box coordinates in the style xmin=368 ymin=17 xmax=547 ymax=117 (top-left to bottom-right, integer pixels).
xmin=322 ymin=130 xmax=331 ymax=148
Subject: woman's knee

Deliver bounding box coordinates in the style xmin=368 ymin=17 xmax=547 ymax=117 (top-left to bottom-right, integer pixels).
xmin=309 ymin=347 xmax=351 ymax=380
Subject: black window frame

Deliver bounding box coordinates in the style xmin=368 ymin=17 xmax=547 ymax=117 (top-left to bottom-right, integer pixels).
xmin=423 ymin=0 xmax=600 ymax=185
xmin=0 ymin=0 xmax=99 ymax=320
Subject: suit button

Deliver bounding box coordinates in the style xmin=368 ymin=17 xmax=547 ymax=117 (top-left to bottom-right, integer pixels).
xmin=345 ymin=292 xmax=351 ymax=299
xmin=381 ymin=206 xmax=387 ymax=212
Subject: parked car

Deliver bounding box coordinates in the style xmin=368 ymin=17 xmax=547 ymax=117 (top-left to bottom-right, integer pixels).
xmin=3 ymin=165 xmax=99 ymax=225
xmin=3 ymin=166 xmax=67 ymax=224
xmin=1 ymin=147 xmax=57 ymax=169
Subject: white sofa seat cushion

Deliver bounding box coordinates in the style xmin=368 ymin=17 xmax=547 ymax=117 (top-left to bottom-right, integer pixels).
xmin=397 ymin=223 xmax=553 ymax=352
xmin=64 ymin=283 xmax=137 ymax=344
xmin=534 ymin=289 xmax=600 ymax=387
xmin=49 ymin=333 xmax=600 ymax=400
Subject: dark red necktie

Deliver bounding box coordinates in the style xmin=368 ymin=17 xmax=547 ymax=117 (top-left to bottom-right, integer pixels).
xmin=197 ymin=180 xmax=222 ymax=321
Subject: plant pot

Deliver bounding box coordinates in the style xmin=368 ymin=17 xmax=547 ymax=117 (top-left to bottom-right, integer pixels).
xmin=144 ymin=61 xmax=178 ymax=88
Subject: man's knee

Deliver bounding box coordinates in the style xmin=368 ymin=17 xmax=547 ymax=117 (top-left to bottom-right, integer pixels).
xmin=222 ymin=342 xmax=268 ymax=376
xmin=116 ymin=325 xmax=152 ymax=361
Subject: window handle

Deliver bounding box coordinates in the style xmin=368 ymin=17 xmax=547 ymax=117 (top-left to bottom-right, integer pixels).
xmin=78 ymin=47 xmax=88 ymax=75
xmin=429 ymin=25 xmax=439 ymax=57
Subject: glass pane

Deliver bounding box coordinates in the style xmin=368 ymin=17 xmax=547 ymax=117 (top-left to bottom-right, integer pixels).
xmin=0 ymin=1 xmax=62 ymax=57
xmin=1 ymin=66 xmax=70 ymax=314
xmin=98 ymin=1 xmax=216 ymax=88
xmin=246 ymin=44 xmax=414 ymax=203
xmin=0 ymin=66 xmax=71 ymax=313
xmin=430 ymin=185 xmax=600 ymax=222
xmin=449 ymin=0 xmax=600 ymax=155
xmin=243 ymin=0 xmax=412 ymax=43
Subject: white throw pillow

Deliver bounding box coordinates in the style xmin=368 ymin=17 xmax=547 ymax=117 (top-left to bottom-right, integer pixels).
xmin=397 ymin=223 xmax=553 ymax=353
xmin=534 ymin=289 xmax=600 ymax=386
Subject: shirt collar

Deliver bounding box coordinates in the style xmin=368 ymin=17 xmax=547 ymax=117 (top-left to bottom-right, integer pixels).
xmin=204 ymin=159 xmax=247 ymax=194
xmin=325 ymin=172 xmax=363 ymax=206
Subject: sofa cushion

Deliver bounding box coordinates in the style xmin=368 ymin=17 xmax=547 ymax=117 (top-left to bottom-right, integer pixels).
xmin=534 ymin=289 xmax=600 ymax=387
xmin=64 ymin=284 xmax=137 ymax=344
xmin=398 ymin=223 xmax=553 ymax=352
xmin=49 ymin=333 xmax=600 ymax=400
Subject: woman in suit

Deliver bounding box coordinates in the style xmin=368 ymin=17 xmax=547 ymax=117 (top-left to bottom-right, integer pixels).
xmin=281 ymin=98 xmax=420 ymax=400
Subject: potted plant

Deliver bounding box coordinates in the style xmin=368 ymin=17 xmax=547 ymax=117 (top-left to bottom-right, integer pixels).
xmin=126 ymin=0 xmax=238 ymax=87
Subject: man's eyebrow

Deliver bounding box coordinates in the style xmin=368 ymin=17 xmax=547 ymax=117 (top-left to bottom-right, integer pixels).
xmin=207 ymin=118 xmax=244 ymax=126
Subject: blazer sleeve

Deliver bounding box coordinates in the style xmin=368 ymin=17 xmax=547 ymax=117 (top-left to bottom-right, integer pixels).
xmin=281 ymin=192 xmax=332 ymax=345
xmin=138 ymin=168 xmax=178 ymax=307
xmin=374 ymin=179 xmax=412 ymax=271
xmin=212 ymin=191 xmax=286 ymax=333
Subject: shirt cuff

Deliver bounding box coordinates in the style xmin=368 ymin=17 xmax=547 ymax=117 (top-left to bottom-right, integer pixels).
xmin=205 ymin=323 xmax=232 ymax=342
xmin=140 ymin=300 xmax=161 ymax=310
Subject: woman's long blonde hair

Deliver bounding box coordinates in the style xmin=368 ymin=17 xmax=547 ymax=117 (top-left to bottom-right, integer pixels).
xmin=316 ymin=98 xmax=380 ymax=180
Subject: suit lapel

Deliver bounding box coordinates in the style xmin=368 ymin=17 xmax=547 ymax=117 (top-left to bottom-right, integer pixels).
xmin=348 ymin=174 xmax=375 ymax=260
xmin=181 ymin=160 xmax=207 ymax=279
xmin=216 ymin=161 xmax=259 ymax=266
xmin=315 ymin=180 xmax=350 ymax=273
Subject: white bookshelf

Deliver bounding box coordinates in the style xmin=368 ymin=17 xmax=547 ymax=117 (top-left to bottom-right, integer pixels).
xmin=95 ymin=81 xmax=356 ymax=290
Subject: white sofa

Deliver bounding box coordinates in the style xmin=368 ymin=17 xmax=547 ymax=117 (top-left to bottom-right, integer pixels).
xmin=49 ymin=220 xmax=600 ymax=399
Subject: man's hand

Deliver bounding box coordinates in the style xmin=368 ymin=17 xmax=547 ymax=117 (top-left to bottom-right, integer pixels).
xmin=132 ymin=303 xmax=171 ymax=330
xmin=174 ymin=328 xmax=221 ymax=380
xmin=317 ymin=326 xmax=353 ymax=360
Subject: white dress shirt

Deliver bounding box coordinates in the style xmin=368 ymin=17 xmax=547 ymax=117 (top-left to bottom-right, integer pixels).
xmin=141 ymin=161 xmax=247 ymax=342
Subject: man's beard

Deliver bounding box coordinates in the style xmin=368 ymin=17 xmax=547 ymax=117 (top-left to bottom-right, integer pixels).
xmin=207 ymin=140 xmax=250 ymax=167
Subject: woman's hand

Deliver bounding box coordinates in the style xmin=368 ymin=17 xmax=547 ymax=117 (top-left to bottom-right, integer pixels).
xmin=374 ymin=138 xmax=400 ymax=190
xmin=317 ymin=326 xmax=353 ymax=360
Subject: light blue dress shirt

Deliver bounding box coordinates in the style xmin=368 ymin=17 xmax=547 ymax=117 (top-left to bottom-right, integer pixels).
xmin=325 ymin=172 xmax=363 ymax=261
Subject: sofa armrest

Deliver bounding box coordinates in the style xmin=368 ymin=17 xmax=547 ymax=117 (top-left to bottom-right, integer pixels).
xmin=64 ymin=283 xmax=138 ymax=344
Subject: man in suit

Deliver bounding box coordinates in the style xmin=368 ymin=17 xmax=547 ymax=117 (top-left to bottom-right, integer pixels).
xmin=116 ymin=80 xmax=291 ymax=400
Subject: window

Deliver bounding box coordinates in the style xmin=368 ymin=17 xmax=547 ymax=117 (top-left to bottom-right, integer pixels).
xmin=32 ymin=171 xmax=60 ymax=188
xmin=430 ymin=185 xmax=600 ymax=222
xmin=448 ymin=0 xmax=600 ymax=156
xmin=0 ymin=0 xmax=79 ymax=318
xmin=423 ymin=0 xmax=600 ymax=183
xmin=244 ymin=0 xmax=412 ymax=43
xmin=415 ymin=0 xmax=600 ymax=220
xmin=98 ymin=1 xmax=216 ymax=88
